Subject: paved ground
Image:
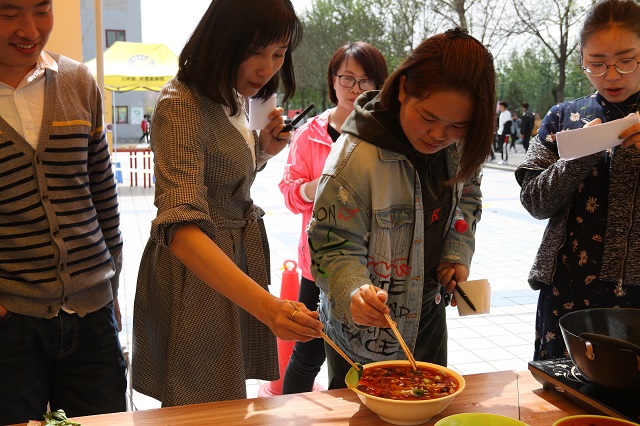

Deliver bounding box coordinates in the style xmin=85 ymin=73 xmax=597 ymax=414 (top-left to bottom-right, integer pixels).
xmin=113 ymin=140 xmax=541 ymax=408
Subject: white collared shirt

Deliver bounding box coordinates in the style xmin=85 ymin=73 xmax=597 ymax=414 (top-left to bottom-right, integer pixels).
xmin=224 ymin=95 xmax=257 ymax=168
xmin=0 ymin=51 xmax=58 ymax=149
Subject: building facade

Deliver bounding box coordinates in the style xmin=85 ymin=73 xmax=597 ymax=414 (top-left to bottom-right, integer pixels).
xmin=80 ymin=0 xmax=158 ymax=144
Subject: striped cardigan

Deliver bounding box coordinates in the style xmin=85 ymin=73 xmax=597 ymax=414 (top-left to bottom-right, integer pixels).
xmin=0 ymin=53 xmax=123 ymax=319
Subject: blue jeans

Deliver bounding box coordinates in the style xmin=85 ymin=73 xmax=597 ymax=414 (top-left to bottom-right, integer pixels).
xmin=0 ymin=301 xmax=127 ymax=425
xmin=282 ymin=277 xmax=326 ymax=394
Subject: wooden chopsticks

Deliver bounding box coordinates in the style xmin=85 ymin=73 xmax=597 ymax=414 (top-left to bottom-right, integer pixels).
xmin=383 ymin=312 xmax=418 ymax=370
xmin=370 ymin=285 xmax=418 ymax=370
xmin=319 ymin=330 xmax=361 ymax=371
xmin=286 ymin=300 xmax=360 ymax=371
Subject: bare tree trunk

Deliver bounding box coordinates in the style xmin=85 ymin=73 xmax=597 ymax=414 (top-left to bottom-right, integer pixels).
xmin=510 ymin=0 xmax=590 ymax=102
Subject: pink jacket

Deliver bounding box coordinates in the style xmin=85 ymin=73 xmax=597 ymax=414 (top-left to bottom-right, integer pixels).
xmin=279 ymin=108 xmax=334 ymax=280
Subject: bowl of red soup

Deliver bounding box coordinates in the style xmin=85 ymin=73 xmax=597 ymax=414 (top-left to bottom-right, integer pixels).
xmin=345 ymin=360 xmax=465 ymax=425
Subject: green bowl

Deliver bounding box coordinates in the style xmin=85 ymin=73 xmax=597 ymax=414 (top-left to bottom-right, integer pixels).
xmin=552 ymin=415 xmax=639 ymax=426
xmin=435 ymin=412 xmax=528 ymax=425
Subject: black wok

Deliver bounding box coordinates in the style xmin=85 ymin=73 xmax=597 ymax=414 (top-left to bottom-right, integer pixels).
xmin=559 ymin=308 xmax=640 ymax=392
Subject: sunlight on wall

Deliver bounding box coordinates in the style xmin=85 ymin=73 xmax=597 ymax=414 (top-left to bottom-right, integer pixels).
xmin=48 ymin=0 xmax=83 ymax=62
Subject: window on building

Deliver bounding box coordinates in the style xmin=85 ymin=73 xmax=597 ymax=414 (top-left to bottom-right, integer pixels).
xmin=106 ymin=29 xmax=126 ymax=47
xmin=115 ymin=106 xmax=129 ymax=124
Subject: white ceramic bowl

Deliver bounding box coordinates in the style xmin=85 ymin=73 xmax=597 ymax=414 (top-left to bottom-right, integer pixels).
xmin=347 ymin=360 xmax=466 ymax=425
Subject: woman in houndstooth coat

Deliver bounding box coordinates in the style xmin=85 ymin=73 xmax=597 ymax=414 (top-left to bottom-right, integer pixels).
xmin=131 ymin=0 xmax=322 ymax=407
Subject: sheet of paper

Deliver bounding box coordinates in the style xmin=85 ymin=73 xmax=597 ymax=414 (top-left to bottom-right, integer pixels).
xmin=557 ymin=114 xmax=640 ymax=160
xmin=248 ymin=94 xmax=277 ymax=130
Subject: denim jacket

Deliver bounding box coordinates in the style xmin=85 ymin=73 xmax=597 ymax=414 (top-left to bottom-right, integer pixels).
xmin=308 ymin=132 xmax=482 ymax=364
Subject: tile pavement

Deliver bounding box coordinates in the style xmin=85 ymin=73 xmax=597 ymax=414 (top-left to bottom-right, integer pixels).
xmin=113 ymin=141 xmax=542 ymax=408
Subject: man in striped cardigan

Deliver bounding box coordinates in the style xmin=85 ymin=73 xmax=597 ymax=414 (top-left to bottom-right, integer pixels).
xmin=0 ymin=1 xmax=127 ymax=424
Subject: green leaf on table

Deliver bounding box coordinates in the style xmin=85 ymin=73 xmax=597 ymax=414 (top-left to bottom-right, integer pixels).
xmin=43 ymin=409 xmax=81 ymax=425
xmin=344 ymin=362 xmax=364 ymax=388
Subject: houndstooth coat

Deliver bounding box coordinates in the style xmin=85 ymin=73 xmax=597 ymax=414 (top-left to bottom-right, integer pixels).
xmin=132 ymin=78 xmax=278 ymax=406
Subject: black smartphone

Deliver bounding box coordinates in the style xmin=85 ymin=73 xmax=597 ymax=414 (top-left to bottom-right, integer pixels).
xmin=282 ymin=103 xmax=315 ymax=133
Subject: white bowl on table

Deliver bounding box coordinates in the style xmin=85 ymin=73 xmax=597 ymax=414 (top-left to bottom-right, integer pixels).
xmin=347 ymin=360 xmax=466 ymax=425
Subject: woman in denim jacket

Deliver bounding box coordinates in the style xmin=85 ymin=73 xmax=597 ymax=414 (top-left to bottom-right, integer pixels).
xmin=307 ymin=29 xmax=496 ymax=389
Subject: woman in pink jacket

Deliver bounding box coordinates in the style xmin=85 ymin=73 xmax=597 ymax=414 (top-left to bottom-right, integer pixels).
xmin=278 ymin=42 xmax=388 ymax=393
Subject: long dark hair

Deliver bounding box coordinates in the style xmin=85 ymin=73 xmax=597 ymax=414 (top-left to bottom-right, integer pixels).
xmin=177 ymin=0 xmax=303 ymax=115
xmin=327 ymin=42 xmax=388 ymax=105
xmin=379 ymin=30 xmax=496 ymax=182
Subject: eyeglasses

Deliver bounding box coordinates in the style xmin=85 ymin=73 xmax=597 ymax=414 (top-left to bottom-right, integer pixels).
xmin=335 ymin=74 xmax=377 ymax=91
xmin=581 ymin=58 xmax=640 ymax=77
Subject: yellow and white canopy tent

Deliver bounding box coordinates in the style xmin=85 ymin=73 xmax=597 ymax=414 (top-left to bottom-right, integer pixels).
xmin=85 ymin=41 xmax=178 ymax=92
xmin=85 ymin=41 xmax=178 ymax=151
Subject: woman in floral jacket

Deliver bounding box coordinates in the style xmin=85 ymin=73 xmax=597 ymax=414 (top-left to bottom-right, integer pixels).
xmin=515 ymin=0 xmax=640 ymax=360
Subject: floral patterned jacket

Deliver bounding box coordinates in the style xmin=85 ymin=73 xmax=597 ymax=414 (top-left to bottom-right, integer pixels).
xmin=515 ymin=92 xmax=640 ymax=289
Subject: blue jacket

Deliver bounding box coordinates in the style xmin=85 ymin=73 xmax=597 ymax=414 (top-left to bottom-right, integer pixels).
xmin=515 ymin=91 xmax=640 ymax=289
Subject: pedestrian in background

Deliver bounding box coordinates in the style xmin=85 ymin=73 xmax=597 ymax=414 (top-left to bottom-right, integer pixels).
xmin=139 ymin=113 xmax=150 ymax=142
xmin=509 ymin=111 xmax=520 ymax=152
xmin=532 ymin=112 xmax=542 ymax=137
xmin=496 ymin=101 xmax=511 ymax=164
xmin=515 ymin=0 xmax=640 ymax=361
xmin=519 ymin=102 xmax=534 ymax=151
xmin=132 ymin=0 xmax=323 ymax=407
xmin=0 ymin=0 xmax=126 ymax=423
xmin=307 ymin=28 xmax=495 ymax=389
xmin=278 ymin=41 xmax=388 ymax=394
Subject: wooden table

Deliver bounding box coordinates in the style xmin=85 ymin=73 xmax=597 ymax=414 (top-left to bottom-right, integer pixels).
xmin=19 ymin=371 xmax=591 ymax=425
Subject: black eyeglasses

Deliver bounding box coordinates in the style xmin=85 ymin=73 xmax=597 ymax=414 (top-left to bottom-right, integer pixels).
xmin=581 ymin=58 xmax=640 ymax=77
xmin=335 ymin=74 xmax=376 ymax=91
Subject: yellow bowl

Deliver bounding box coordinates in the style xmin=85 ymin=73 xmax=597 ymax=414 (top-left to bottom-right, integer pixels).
xmin=552 ymin=415 xmax=639 ymax=426
xmin=435 ymin=413 xmax=529 ymax=425
xmin=347 ymin=360 xmax=465 ymax=425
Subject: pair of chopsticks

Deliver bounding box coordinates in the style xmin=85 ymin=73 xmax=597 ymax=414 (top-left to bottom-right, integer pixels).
xmin=286 ymin=300 xmax=360 ymax=371
xmin=369 ymin=285 xmax=418 ymax=370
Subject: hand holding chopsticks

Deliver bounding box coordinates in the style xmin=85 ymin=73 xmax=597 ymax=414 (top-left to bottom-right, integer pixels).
xmin=286 ymin=300 xmax=360 ymax=371
xmin=369 ymin=286 xmax=418 ymax=370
